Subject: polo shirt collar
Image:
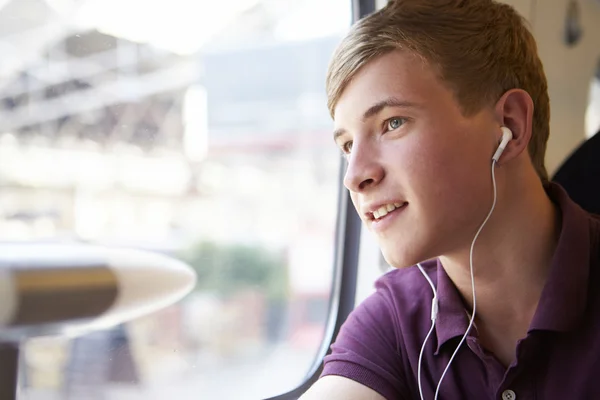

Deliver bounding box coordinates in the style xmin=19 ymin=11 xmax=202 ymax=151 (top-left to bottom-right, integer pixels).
xmin=434 ymin=182 xmax=591 ymax=355
xmin=434 ymin=258 xmax=470 ymax=355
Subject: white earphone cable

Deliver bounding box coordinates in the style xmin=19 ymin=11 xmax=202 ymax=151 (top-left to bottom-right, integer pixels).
xmin=433 ymin=159 xmax=498 ymax=400
xmin=417 ymin=159 xmax=499 ymax=400
xmin=417 ymin=263 xmax=437 ymax=400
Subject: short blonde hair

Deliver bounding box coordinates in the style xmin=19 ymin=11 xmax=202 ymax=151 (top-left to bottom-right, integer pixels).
xmin=326 ymin=0 xmax=550 ymax=181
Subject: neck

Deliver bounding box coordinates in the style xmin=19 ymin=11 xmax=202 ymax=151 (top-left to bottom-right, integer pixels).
xmin=439 ymin=166 xmax=560 ymax=330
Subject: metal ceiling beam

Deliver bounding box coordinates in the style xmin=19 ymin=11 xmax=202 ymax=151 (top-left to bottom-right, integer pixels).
xmin=0 ymin=42 xmax=174 ymax=100
xmin=0 ymin=60 xmax=200 ymax=132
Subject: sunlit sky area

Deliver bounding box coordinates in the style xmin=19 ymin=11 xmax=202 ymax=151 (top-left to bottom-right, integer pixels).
xmin=74 ymin=0 xmax=352 ymax=54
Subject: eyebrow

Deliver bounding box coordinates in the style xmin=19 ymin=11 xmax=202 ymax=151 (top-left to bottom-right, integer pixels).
xmin=332 ymin=97 xmax=421 ymax=141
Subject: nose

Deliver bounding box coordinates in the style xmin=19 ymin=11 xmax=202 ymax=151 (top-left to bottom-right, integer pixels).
xmin=343 ymin=141 xmax=384 ymax=193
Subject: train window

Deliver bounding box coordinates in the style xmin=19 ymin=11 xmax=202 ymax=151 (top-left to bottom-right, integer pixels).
xmin=0 ymin=0 xmax=352 ymax=398
xmin=354 ymin=225 xmax=391 ymax=305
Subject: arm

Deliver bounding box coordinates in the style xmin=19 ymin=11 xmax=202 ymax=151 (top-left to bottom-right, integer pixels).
xmin=299 ymin=376 xmax=386 ymax=400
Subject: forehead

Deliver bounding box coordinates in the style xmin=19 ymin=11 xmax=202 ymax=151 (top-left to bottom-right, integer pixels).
xmin=333 ymin=50 xmax=454 ymax=125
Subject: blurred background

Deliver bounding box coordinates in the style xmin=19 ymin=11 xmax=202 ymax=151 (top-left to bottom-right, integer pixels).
xmin=0 ymin=0 xmax=351 ymax=398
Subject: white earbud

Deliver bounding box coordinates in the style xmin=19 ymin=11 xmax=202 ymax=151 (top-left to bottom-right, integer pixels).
xmin=492 ymin=126 xmax=513 ymax=162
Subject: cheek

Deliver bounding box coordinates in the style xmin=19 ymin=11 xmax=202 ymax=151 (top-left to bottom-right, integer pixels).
xmin=387 ymin=134 xmax=457 ymax=188
xmin=423 ymin=146 xmax=494 ymax=241
xmin=421 ymin=130 xmax=486 ymax=179
xmin=399 ymin=131 xmax=490 ymax=213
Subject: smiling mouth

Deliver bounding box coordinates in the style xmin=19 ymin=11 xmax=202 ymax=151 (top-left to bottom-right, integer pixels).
xmin=371 ymin=202 xmax=407 ymax=222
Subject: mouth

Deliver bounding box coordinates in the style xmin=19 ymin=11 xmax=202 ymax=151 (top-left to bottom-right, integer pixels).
xmin=368 ymin=202 xmax=408 ymax=222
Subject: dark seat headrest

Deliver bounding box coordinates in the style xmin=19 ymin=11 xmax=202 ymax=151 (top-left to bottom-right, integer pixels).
xmin=552 ymin=132 xmax=600 ymax=215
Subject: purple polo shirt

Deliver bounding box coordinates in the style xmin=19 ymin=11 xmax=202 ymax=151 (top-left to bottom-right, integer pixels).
xmin=321 ymin=183 xmax=600 ymax=399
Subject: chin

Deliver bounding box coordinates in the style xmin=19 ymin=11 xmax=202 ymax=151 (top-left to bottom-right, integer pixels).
xmin=381 ymin=248 xmax=417 ymax=269
xmin=380 ymin=239 xmax=436 ymax=269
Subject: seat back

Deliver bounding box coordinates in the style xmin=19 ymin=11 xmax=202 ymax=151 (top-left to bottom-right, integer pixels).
xmin=552 ymin=132 xmax=600 ymax=215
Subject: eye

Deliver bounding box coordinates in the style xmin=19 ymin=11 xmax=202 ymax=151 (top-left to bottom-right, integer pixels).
xmin=386 ymin=117 xmax=406 ymax=131
xmin=341 ymin=141 xmax=353 ymax=154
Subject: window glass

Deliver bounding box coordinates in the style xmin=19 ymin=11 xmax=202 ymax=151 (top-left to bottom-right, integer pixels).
xmin=0 ymin=0 xmax=351 ymax=398
xmin=355 ymin=224 xmax=391 ymax=306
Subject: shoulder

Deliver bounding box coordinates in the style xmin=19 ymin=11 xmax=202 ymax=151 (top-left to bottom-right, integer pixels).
xmin=590 ymin=213 xmax=600 ymax=230
xmin=587 ymin=212 xmax=600 ymax=244
xmin=589 ymin=213 xmax=600 ymax=257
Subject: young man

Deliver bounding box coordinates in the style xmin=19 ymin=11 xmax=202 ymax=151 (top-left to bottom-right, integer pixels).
xmin=301 ymin=1 xmax=600 ymax=399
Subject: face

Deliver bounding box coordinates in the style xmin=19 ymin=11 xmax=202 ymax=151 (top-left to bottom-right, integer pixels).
xmin=333 ymin=50 xmax=499 ymax=268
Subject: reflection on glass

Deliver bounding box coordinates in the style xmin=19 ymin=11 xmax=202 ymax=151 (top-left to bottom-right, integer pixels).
xmin=0 ymin=0 xmax=351 ymax=398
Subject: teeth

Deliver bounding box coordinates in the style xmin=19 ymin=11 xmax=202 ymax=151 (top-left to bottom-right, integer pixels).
xmin=376 ymin=205 xmax=391 ymax=219
xmin=377 ymin=206 xmax=388 ymax=218
xmin=373 ymin=202 xmax=405 ymax=220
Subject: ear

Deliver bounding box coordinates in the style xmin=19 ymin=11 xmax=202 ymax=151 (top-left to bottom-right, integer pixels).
xmin=493 ymin=88 xmax=534 ymax=163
